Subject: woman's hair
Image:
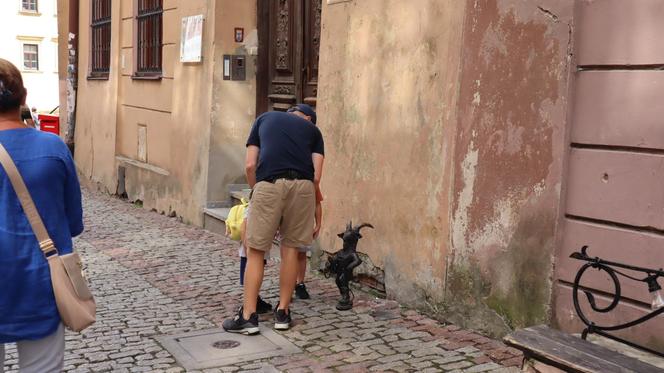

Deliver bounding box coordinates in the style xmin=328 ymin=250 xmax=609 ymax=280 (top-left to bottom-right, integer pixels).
xmin=0 ymin=59 xmax=27 ymax=113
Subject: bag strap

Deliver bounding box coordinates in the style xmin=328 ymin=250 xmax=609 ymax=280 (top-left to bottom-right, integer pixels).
xmin=0 ymin=142 xmax=58 ymax=257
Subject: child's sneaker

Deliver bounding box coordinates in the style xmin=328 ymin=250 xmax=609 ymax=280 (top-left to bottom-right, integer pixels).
xmin=256 ymin=297 xmax=272 ymax=314
xmin=294 ymin=283 xmax=310 ymax=299
xmin=274 ymin=307 xmax=292 ymax=330
xmin=222 ymin=307 xmax=259 ymax=335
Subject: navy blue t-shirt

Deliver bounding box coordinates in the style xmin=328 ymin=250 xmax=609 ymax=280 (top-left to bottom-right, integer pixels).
xmin=246 ymin=111 xmax=324 ymax=183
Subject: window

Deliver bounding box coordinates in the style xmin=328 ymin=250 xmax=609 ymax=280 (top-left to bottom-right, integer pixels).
xmin=90 ymin=0 xmax=111 ymax=78
xmin=21 ymin=0 xmax=38 ymax=12
xmin=135 ymin=0 xmax=162 ymax=77
xmin=23 ymin=44 xmax=39 ymax=70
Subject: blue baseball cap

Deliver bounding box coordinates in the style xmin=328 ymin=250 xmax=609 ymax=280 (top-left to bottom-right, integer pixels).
xmin=287 ymin=103 xmax=317 ymax=124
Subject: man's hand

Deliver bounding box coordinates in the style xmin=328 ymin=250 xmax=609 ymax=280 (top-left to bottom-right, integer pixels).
xmin=313 ymin=201 xmax=322 ymax=239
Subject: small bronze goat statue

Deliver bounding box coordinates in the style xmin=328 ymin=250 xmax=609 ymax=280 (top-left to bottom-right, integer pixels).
xmin=324 ymin=221 xmax=374 ymax=310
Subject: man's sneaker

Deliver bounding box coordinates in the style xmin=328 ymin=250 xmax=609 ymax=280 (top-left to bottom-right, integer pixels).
xmin=256 ymin=297 xmax=272 ymax=314
xmin=274 ymin=307 xmax=292 ymax=330
xmin=222 ymin=307 xmax=259 ymax=335
xmin=294 ymin=283 xmax=310 ymax=299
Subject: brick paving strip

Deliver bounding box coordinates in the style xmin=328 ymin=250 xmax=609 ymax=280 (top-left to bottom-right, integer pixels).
xmin=2 ymin=190 xmax=523 ymax=373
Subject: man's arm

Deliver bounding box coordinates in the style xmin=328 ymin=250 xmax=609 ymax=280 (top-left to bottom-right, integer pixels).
xmin=312 ymin=153 xmax=324 ymax=184
xmin=246 ymin=145 xmax=259 ymax=188
xmin=312 ymin=152 xmax=324 ymax=198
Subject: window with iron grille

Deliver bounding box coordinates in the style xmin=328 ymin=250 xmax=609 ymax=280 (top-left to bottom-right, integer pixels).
xmin=23 ymin=44 xmax=39 ymax=70
xmin=135 ymin=0 xmax=162 ymax=77
xmin=90 ymin=0 xmax=111 ymax=78
xmin=21 ymin=0 xmax=38 ymax=12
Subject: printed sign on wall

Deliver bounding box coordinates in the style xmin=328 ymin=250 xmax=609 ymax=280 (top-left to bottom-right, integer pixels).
xmin=180 ymin=15 xmax=204 ymax=63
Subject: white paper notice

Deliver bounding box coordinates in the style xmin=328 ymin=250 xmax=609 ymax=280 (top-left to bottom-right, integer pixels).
xmin=180 ymin=15 xmax=204 ymax=63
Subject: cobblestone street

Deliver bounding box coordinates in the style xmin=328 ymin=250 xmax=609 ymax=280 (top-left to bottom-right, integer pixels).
xmin=3 ymin=191 xmax=522 ymax=373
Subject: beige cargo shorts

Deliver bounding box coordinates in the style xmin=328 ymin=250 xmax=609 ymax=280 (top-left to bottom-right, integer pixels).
xmin=246 ymin=179 xmax=315 ymax=251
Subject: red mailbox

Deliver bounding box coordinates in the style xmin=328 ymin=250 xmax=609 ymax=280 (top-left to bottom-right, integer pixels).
xmin=38 ymin=114 xmax=60 ymax=135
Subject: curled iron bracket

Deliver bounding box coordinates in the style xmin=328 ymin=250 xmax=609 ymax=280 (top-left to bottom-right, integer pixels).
xmin=570 ymin=246 xmax=664 ymax=358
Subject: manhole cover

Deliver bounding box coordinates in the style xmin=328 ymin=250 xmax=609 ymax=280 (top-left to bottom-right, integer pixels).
xmin=156 ymin=328 xmax=301 ymax=369
xmin=212 ymin=340 xmax=241 ymax=349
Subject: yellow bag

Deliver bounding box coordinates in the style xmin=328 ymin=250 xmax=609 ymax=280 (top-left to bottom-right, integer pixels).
xmin=226 ymin=198 xmax=248 ymax=241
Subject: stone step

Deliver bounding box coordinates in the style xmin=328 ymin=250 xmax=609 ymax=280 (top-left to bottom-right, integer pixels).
xmin=203 ymin=207 xmax=231 ymax=235
xmin=230 ymin=188 xmax=251 ymax=203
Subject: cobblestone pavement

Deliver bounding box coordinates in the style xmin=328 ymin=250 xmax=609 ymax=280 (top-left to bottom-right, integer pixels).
xmin=2 ymin=191 xmax=523 ymax=373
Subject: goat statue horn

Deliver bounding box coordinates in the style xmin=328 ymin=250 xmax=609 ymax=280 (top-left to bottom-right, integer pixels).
xmin=355 ymin=223 xmax=374 ymax=233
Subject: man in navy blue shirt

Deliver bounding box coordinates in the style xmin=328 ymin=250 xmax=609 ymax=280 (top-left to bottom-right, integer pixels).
xmin=223 ymin=104 xmax=324 ymax=335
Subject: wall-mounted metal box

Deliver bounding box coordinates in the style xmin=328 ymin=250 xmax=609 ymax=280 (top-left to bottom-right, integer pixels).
xmin=223 ymin=54 xmax=246 ymax=81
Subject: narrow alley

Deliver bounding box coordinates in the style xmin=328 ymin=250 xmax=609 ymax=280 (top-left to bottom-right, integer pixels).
xmin=3 ymin=191 xmax=521 ymax=373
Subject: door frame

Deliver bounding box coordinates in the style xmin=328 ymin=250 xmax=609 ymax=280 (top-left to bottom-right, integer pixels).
xmin=256 ymin=0 xmax=270 ymax=116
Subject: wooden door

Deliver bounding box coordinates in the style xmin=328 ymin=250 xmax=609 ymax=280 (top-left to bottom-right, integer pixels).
xmin=257 ymin=0 xmax=322 ymax=113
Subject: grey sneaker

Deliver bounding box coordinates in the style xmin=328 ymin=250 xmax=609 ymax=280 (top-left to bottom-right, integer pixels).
xmin=222 ymin=307 xmax=259 ymax=335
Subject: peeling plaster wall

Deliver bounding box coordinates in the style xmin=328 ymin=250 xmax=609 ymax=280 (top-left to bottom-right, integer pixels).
xmin=449 ymin=0 xmax=573 ymax=336
xmin=206 ymin=0 xmax=258 ymax=204
xmin=317 ymin=0 xmax=466 ymax=307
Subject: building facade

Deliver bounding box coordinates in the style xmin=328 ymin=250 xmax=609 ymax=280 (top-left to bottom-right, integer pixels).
xmin=60 ymin=0 xmax=664 ymax=351
xmin=1 ymin=0 xmax=60 ymax=112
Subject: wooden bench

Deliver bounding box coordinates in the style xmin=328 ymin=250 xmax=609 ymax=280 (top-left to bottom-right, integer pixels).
xmin=504 ymin=325 xmax=662 ymax=373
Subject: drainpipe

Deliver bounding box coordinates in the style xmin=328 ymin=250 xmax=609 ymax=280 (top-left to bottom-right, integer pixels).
xmin=64 ymin=0 xmax=79 ymax=154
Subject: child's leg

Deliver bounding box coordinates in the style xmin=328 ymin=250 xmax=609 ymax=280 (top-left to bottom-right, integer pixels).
xmin=240 ymin=256 xmax=247 ymax=285
xmin=296 ymin=251 xmax=307 ymax=284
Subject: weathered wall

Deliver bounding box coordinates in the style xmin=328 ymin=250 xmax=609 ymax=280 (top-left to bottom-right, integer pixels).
xmin=57 ymin=0 xmax=69 ymax=137
xmin=449 ymin=0 xmax=573 ymax=336
xmin=206 ymin=0 xmax=258 ymax=204
xmin=74 ymin=0 xmax=121 ymax=192
xmin=74 ymin=0 xmax=216 ymax=225
xmin=317 ymin=0 xmax=466 ymax=307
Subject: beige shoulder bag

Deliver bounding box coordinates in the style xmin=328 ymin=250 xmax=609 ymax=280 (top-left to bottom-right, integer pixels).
xmin=0 ymin=143 xmax=96 ymax=332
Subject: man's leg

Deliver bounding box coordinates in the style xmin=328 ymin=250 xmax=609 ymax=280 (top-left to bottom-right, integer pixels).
xmin=17 ymin=323 xmax=65 ymax=373
xmin=279 ymin=245 xmax=300 ymax=311
xmin=278 ymin=180 xmax=315 ymax=312
xmin=242 ymin=247 xmax=266 ymax=318
xmin=224 ymin=181 xmax=282 ymax=334
xmin=296 ymin=251 xmax=307 ymax=284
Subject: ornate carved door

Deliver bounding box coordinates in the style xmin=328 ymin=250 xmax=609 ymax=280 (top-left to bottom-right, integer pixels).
xmin=257 ymin=0 xmax=322 ymax=113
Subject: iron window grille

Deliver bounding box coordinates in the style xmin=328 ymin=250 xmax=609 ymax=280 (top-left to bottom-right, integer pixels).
xmin=23 ymin=44 xmax=39 ymax=70
xmin=135 ymin=0 xmax=162 ymax=77
xmin=21 ymin=0 xmax=38 ymax=12
xmin=90 ymin=0 xmax=111 ymax=78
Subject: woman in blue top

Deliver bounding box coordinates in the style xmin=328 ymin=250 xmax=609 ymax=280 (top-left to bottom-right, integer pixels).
xmin=0 ymin=59 xmax=83 ymax=372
